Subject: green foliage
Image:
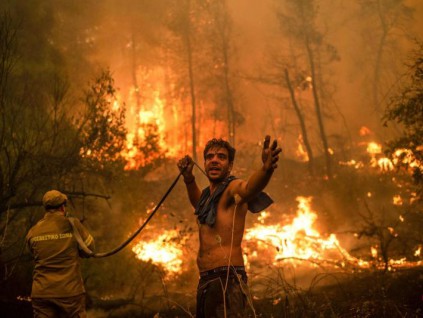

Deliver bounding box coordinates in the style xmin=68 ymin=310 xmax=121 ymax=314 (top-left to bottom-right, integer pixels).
xmin=137 ymin=123 xmax=165 ymax=164
xmin=80 ymin=69 xmax=127 ymax=168
xmin=384 ymin=43 xmax=423 ymax=183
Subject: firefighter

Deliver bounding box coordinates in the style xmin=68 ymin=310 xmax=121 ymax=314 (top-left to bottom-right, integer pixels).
xmin=26 ymin=190 xmax=94 ymax=318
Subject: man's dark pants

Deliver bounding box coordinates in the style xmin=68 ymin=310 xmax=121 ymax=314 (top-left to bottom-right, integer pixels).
xmin=31 ymin=293 xmax=86 ymax=318
xmin=196 ymin=266 xmax=253 ymax=318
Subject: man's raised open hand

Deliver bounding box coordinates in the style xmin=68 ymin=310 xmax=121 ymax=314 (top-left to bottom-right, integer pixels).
xmin=261 ymin=135 xmax=282 ymax=171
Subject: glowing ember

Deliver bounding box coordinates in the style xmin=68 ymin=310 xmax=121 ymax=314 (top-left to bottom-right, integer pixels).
xmin=393 ymin=195 xmax=403 ymax=206
xmin=359 ymin=126 xmax=372 ymax=136
xmin=415 ymin=247 xmax=421 ymax=257
xmin=367 ymin=142 xmax=382 ymax=155
xmin=392 ymin=148 xmax=423 ymax=172
xmin=257 ymin=211 xmax=270 ymax=224
xmin=378 ymin=157 xmax=394 ymax=172
xmin=388 ymin=227 xmax=398 ymax=237
xmin=112 ymin=99 xmax=120 ymax=111
xmin=371 ymin=246 xmax=378 ymax=258
xmin=410 ymin=192 xmax=418 ymax=204
xmin=339 ymin=159 xmax=364 ymax=169
xmin=132 ymin=230 xmax=185 ymax=275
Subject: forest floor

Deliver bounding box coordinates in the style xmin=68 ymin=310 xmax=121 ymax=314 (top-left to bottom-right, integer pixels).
xmin=1 ymin=266 xmax=422 ymax=318
xmin=85 ymin=266 xmax=423 ymax=317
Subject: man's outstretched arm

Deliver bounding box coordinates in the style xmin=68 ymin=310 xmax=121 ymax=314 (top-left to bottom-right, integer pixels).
xmin=231 ymin=135 xmax=281 ymax=203
xmin=177 ymin=155 xmax=202 ymax=208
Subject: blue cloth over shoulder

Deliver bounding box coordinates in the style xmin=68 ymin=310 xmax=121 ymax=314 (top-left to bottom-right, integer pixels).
xmin=194 ymin=176 xmax=273 ymax=226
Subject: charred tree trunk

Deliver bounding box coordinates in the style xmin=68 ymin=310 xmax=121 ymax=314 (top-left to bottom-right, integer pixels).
xmin=130 ymin=32 xmax=141 ymax=111
xmin=284 ymin=69 xmax=314 ymax=176
xmin=129 ymin=31 xmax=143 ymax=149
xmin=373 ymin=0 xmax=389 ymax=112
xmin=211 ymin=0 xmax=235 ymax=146
xmin=304 ymin=35 xmax=332 ymax=180
xmin=183 ymin=0 xmax=197 ymax=161
xmin=186 ymin=34 xmax=197 ymax=161
xmin=222 ymin=36 xmax=235 ymax=146
xmin=0 ymin=13 xmax=17 ymax=191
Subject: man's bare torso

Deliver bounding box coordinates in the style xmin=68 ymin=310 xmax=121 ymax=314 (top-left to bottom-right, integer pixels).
xmin=196 ymin=181 xmax=248 ymax=272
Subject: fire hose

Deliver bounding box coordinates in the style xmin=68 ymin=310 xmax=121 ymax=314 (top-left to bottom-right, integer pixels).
xmin=69 ymin=161 xmax=205 ymax=258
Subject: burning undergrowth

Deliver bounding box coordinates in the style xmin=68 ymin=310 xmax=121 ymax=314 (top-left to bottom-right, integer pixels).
xmin=128 ymin=185 xmax=421 ymax=279
xmin=85 ymin=174 xmax=422 ymax=317
xmin=99 ymin=171 xmax=419 ymax=316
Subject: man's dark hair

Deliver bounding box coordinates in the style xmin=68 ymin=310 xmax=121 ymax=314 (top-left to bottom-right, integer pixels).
xmin=203 ymin=138 xmax=236 ymax=163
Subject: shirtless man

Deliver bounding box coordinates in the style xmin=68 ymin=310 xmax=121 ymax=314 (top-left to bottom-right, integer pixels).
xmin=177 ymin=136 xmax=281 ymax=317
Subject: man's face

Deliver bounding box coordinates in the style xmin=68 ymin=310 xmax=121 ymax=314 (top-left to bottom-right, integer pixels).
xmin=204 ymin=147 xmax=232 ymax=182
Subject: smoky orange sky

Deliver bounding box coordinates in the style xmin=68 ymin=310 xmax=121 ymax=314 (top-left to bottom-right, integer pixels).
xmin=95 ymin=0 xmax=423 ymax=160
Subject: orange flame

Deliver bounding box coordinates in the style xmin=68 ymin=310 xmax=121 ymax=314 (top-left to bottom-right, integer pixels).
xmin=367 ymin=142 xmax=382 ymax=155
xmin=359 ymin=126 xmax=372 ymax=136
xmin=296 ymin=135 xmax=309 ymax=162
xmin=131 ymin=196 xmax=422 ymax=275
xmin=392 ymin=148 xmax=423 ymax=172
xmin=132 ymin=229 xmax=186 ymax=276
xmin=244 ymin=196 xmax=422 ymax=270
xmin=244 ymin=197 xmax=368 ymax=268
xmin=415 ymin=246 xmax=421 ymax=257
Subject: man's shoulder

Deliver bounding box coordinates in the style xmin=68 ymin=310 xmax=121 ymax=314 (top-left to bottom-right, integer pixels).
xmin=225 ymin=177 xmax=244 ymax=191
xmin=28 ymin=214 xmax=69 ymax=233
xmin=27 ymin=217 xmax=45 ymax=231
xmin=67 ymin=216 xmax=87 ymax=231
xmin=26 ymin=219 xmax=45 ymax=241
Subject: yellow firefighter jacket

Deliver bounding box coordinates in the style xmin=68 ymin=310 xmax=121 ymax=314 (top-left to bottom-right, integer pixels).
xmin=26 ymin=211 xmax=94 ymax=298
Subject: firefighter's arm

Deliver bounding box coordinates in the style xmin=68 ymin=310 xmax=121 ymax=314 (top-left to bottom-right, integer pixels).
xmin=73 ymin=219 xmax=95 ymax=256
xmin=25 ymin=231 xmax=33 ymax=255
